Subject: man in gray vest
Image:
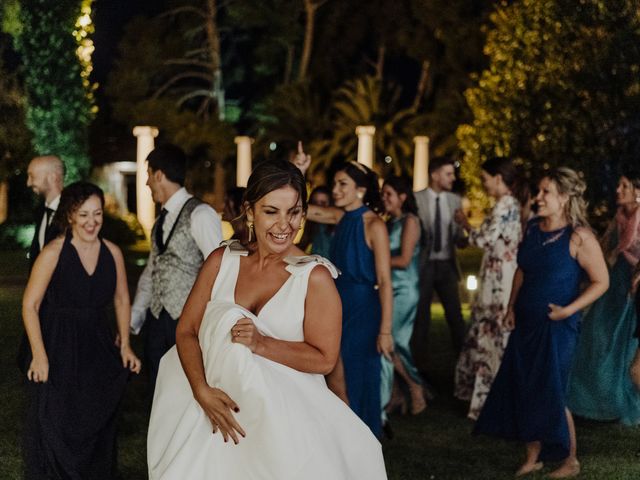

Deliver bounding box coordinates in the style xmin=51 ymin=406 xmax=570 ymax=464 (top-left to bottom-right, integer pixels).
xmin=131 ymin=144 xmax=222 ymax=388
xmin=413 ymin=157 xmax=468 ymax=371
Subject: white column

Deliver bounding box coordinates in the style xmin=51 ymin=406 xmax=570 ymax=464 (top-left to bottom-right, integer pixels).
xmin=413 ymin=136 xmax=430 ymax=192
xmin=132 ymin=126 xmax=159 ymax=239
xmin=235 ymin=136 xmax=253 ymax=187
xmin=355 ymin=125 xmax=376 ymax=168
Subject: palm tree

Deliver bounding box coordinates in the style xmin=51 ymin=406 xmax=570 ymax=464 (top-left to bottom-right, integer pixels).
xmin=313 ymin=75 xmax=420 ymax=178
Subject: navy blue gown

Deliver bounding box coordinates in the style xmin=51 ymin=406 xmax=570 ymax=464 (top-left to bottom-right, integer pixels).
xmin=23 ymin=232 xmax=130 ymax=479
xmin=475 ymin=220 xmax=583 ymax=461
xmin=330 ymin=206 xmax=382 ymax=437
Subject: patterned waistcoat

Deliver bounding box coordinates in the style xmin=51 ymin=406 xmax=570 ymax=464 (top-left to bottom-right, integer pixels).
xmin=150 ymin=197 xmax=204 ymax=320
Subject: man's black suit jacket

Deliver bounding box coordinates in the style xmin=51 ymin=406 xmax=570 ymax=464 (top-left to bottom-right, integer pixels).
xmin=28 ymin=204 xmax=62 ymax=269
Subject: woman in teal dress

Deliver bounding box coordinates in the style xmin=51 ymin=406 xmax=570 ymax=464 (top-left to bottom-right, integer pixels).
xmin=380 ymin=176 xmax=426 ymax=418
xmin=475 ymin=168 xmax=609 ymax=478
xmin=568 ymin=172 xmax=640 ymax=425
xmin=300 ymin=157 xmax=394 ymax=438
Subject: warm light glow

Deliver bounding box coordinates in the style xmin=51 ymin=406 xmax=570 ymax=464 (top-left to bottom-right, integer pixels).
xmin=466 ymin=275 xmax=478 ymax=291
xmin=73 ymin=1 xmax=97 ymax=112
xmin=78 ymin=13 xmax=91 ymax=28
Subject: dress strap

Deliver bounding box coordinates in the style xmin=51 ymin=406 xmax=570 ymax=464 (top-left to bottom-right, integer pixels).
xmin=210 ymin=242 xmax=247 ymax=301
xmin=283 ymin=254 xmax=340 ymax=279
xmin=219 ymin=239 xmax=249 ymax=256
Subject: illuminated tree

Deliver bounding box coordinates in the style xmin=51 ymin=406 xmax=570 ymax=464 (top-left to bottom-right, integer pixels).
xmin=458 ymin=0 xmax=640 ymax=212
xmin=12 ymin=0 xmax=96 ymax=182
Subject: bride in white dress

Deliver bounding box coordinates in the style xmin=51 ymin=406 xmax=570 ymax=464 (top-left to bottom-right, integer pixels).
xmin=147 ymin=160 xmax=387 ymax=480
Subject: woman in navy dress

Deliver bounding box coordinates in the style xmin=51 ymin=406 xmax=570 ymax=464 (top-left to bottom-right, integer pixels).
xmin=22 ymin=182 xmax=141 ymax=479
xmin=297 ymin=153 xmax=394 ymax=438
xmin=475 ymin=168 xmax=608 ymax=478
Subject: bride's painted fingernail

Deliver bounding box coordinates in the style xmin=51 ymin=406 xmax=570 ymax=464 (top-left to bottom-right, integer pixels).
xmin=234 ymin=407 xmax=240 ymax=412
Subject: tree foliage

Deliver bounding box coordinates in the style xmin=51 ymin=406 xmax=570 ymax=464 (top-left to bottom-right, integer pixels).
xmin=311 ymin=76 xmax=417 ymax=178
xmin=106 ymin=0 xmax=495 ymax=192
xmin=0 ymin=45 xmax=31 ymax=180
xmin=13 ymin=0 xmax=96 ymax=182
xmin=105 ymin=12 xmax=235 ymax=204
xmin=458 ymin=0 xmax=640 ymax=210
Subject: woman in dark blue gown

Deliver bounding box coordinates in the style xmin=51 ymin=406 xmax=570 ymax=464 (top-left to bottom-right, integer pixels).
xmin=22 ymin=182 xmax=141 ymax=479
xmin=475 ymin=168 xmax=609 ymax=478
xmin=298 ymin=154 xmax=394 ymax=438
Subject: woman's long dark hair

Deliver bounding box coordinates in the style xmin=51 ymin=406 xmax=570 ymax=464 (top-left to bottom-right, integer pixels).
xmin=481 ymin=157 xmax=529 ymax=207
xmin=383 ymin=176 xmax=418 ymax=215
xmin=337 ymin=161 xmax=384 ymax=214
xmin=53 ymin=182 xmax=105 ymax=233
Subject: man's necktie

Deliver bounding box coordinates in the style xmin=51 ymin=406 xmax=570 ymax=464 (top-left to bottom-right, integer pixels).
xmin=433 ymin=196 xmax=442 ymax=253
xmin=155 ymin=208 xmax=168 ymax=251
xmin=44 ymin=207 xmax=54 ymax=239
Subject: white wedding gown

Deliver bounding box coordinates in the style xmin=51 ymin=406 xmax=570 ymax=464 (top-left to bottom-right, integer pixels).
xmin=148 ymin=243 xmax=387 ymax=480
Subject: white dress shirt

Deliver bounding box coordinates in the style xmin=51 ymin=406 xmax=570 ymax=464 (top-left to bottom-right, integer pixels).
xmin=427 ymin=188 xmax=452 ymax=261
xmin=39 ymin=195 xmax=61 ymax=250
xmin=131 ymin=188 xmax=223 ymax=333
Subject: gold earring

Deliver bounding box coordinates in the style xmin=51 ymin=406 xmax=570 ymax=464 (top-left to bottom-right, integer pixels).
xmin=247 ymin=222 xmax=254 ymax=242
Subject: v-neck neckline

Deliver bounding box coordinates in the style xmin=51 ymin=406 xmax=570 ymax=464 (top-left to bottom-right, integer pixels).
xmin=232 ymin=256 xmax=293 ymax=318
xmin=68 ymin=235 xmax=103 ymax=278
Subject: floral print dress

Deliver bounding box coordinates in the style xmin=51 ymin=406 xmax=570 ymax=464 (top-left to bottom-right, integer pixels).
xmin=454 ymin=194 xmax=521 ymax=420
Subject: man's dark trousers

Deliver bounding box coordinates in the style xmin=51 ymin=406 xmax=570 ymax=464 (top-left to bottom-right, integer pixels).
xmin=412 ymin=259 xmax=466 ymax=370
xmin=145 ymin=308 xmax=178 ymax=389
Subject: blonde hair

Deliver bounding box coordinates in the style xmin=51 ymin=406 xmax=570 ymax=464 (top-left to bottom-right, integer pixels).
xmin=545 ymin=167 xmax=589 ymax=229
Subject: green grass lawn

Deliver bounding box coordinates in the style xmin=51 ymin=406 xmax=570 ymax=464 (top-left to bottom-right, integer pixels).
xmin=1 ymin=249 xmax=639 ymax=479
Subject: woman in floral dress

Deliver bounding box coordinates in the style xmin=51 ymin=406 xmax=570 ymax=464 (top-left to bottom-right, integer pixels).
xmin=453 ymin=157 xmax=524 ymax=420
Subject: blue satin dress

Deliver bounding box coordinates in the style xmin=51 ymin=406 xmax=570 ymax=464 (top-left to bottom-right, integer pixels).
xmin=381 ymin=215 xmax=422 ymax=417
xmin=330 ymin=206 xmax=382 ymax=437
xmin=475 ymin=220 xmax=583 ymax=462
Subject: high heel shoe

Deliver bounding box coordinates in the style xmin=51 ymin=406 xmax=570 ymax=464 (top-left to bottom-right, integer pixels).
xmin=409 ymin=384 xmax=427 ymax=415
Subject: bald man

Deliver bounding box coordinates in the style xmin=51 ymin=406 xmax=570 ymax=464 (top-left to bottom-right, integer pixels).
xmin=26 ymin=155 xmax=64 ymax=267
